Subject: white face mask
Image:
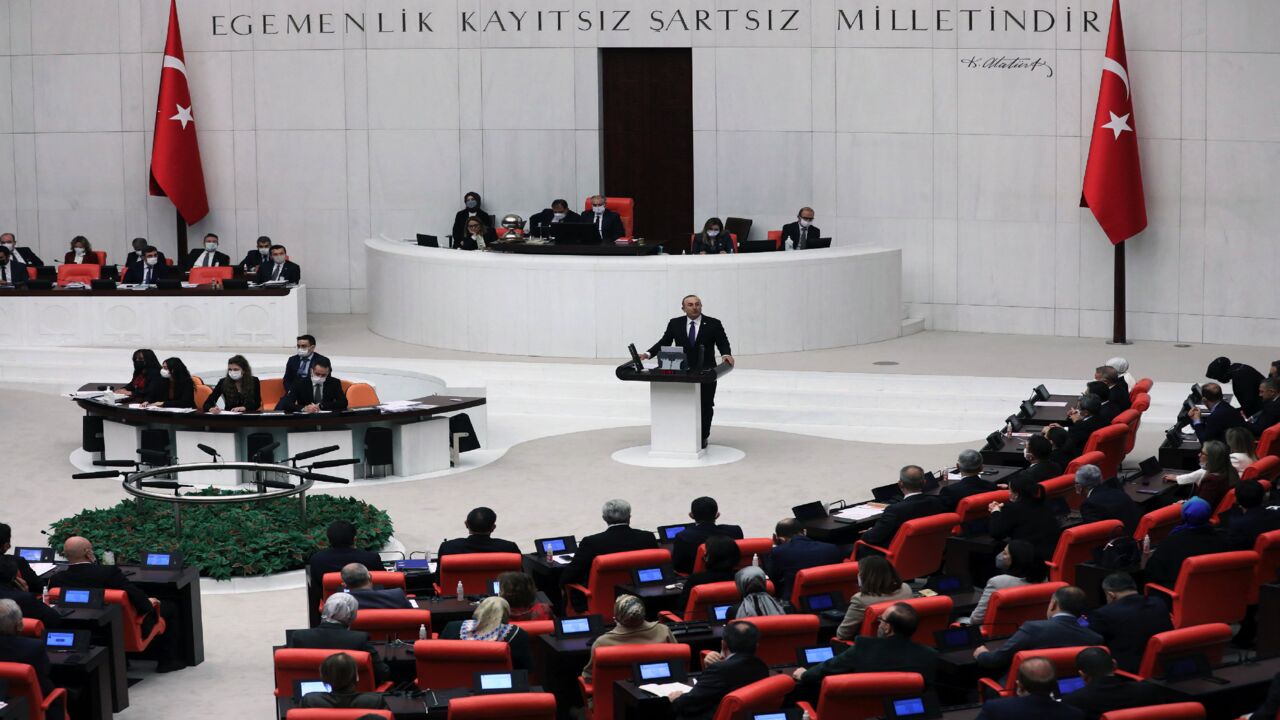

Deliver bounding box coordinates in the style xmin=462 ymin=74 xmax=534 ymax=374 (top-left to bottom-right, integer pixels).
xmin=592 ymin=205 xmax=605 ymax=215
xmin=465 ymin=199 xmax=478 ymax=210
xmin=799 ymin=219 xmax=813 ymax=228
xmin=297 ymin=347 xmax=311 ymax=357
xmin=3 ymin=243 xmax=16 ymax=252
xmin=706 ymin=230 xmax=720 ymax=238
xmin=312 ymin=374 xmax=326 ymax=384
xmin=204 ymin=242 xmax=218 ymax=252
xmin=145 ymin=257 xmax=159 ymax=266
xmin=552 ymin=212 xmax=566 ymax=221
xmin=259 ymin=247 xmax=270 ymax=255
xmin=227 ymin=369 xmax=243 ymax=380
xmin=160 ymin=368 xmax=171 ymax=379
xmin=74 ymin=247 xmax=86 ymax=256
xmin=272 ymin=255 xmax=286 ymax=264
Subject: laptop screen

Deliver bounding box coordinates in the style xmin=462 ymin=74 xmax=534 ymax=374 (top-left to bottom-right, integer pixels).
xmin=297 ymin=680 xmax=331 ymax=695
xmin=792 ymin=501 xmax=827 ymax=521
xmin=560 ymin=618 xmax=591 ymax=635
xmin=803 ymin=646 xmax=834 ymax=664
xmin=660 ymin=525 xmax=690 ymax=540
xmin=46 ymin=632 xmax=76 ymax=649
xmin=804 ymin=593 xmax=835 ymax=610
xmin=145 ymin=553 xmax=171 ymax=566
xmin=479 ymin=673 xmax=513 ymax=690
xmin=1057 ymin=677 xmax=1085 ymax=695
xmin=540 ymin=538 xmax=567 ymax=553
xmin=937 ymin=628 xmax=976 ymax=649
xmin=636 ymin=567 xmax=664 ymax=583
xmin=64 ymin=589 xmax=91 ymax=604
xmin=892 ymin=697 xmax=927 ymax=715
xmin=17 ymin=548 xmax=44 ymax=562
xmin=638 ymin=662 xmax=672 ymax=681
xmin=711 ymin=604 xmax=732 ymax=621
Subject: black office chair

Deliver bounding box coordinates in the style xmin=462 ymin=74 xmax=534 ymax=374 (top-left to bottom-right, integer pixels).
xmin=140 ymin=428 xmax=172 ymax=477
xmin=724 ymin=217 xmax=753 ymax=252
xmin=364 ymin=427 xmax=393 ymax=478
xmin=82 ymin=416 xmax=104 ymax=455
xmin=449 ymin=414 xmax=480 ymax=467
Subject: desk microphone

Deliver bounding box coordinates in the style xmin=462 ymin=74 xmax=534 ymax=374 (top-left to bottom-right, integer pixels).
xmin=196 ymin=443 xmax=221 ymax=460
xmin=290 ymin=445 xmax=339 ymax=463
xmin=73 ymin=470 xmax=122 ymax=479
xmin=252 ymin=442 xmax=281 ymax=462
xmin=93 ymin=460 xmax=138 ymax=468
xmin=310 ymin=458 xmax=359 ymax=469
xmin=303 ymin=472 xmax=350 ymax=485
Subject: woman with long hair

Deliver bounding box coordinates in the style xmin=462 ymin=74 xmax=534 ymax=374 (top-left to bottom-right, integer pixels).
xmin=146 ymin=357 xmax=195 ymax=409
xmin=1166 ymin=440 xmax=1239 ymax=510
xmin=691 ymin=217 xmax=733 ymax=254
xmin=835 ymin=554 xmax=913 ymax=640
xmin=204 ymin=355 xmax=261 ymax=413
xmin=439 ymin=596 xmax=531 ymax=670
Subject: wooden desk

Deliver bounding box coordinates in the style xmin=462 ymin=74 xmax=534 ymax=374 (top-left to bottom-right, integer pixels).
xmin=1160 ymin=435 xmax=1203 ymax=471
xmin=55 ymin=605 xmax=127 ymax=713
xmin=980 ymin=435 xmax=1033 ymax=468
xmin=1150 ymin=659 xmax=1280 ymax=718
xmin=49 ymin=646 xmax=111 ymax=720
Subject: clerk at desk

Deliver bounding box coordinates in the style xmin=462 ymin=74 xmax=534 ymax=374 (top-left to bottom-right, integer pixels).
xmin=255 ymin=244 xmax=301 ymax=284
xmin=780 ymin=207 xmax=821 ymax=250
xmin=183 ymin=233 xmax=231 ymax=270
xmin=285 ymin=335 xmax=330 ymax=386
xmin=528 ymin=199 xmax=580 ymax=238
xmin=640 ymin=295 xmax=734 ymax=448
xmin=587 ymin=195 xmax=626 ymax=243
xmin=0 ymin=245 xmax=27 ymax=286
xmin=122 ymin=246 xmax=173 ymax=285
xmin=276 ymin=358 xmax=348 ymax=413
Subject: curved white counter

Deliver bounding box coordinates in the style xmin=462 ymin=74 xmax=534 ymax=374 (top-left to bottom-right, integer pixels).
xmin=366 ymin=238 xmax=902 ymax=359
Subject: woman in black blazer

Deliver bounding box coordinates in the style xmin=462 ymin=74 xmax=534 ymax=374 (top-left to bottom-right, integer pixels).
xmin=988 ymin=474 xmax=1063 ymax=563
xmin=148 ymin=357 xmax=196 ymax=409
xmin=204 ymin=355 xmax=261 ymax=412
xmin=691 ymin=217 xmax=733 ymax=254
xmin=450 ymin=191 xmax=496 ymax=247
xmin=119 ymin=349 xmax=164 ymax=404
xmin=456 ymin=216 xmax=499 ymax=251
xmin=63 ymin=236 xmax=96 ymax=264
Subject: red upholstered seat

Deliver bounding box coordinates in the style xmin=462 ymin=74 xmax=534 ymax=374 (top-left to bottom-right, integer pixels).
xmin=19 ymin=618 xmax=44 ymax=638
xmin=1251 ymin=530 xmax=1280 ymax=604
xmin=579 ymin=644 xmax=691 ymax=720
xmin=413 ymin=639 xmax=511 ymax=690
xmin=979 ymin=582 xmax=1067 ymax=640
xmin=188 ymin=265 xmax=233 ymax=284
xmin=853 ymin=513 xmax=960 ymax=580
xmin=734 ymin=615 xmax=820 ymax=666
xmin=1040 ymin=473 xmax=1081 ymax=511
xmin=286 ymin=711 xmax=395 ymax=720
xmin=978 ymin=646 xmax=1105 ymax=698
xmin=859 ymin=595 xmax=953 ymax=648
xmin=1134 ymin=503 xmax=1183 ymax=544
xmin=1144 ymin=550 xmax=1259 ymax=628
xmin=50 ymin=587 xmax=164 ymax=653
xmin=1082 ymin=424 xmax=1129 ymax=480
xmin=581 ymin=197 xmax=635 ymax=238
xmin=795 ymin=672 xmax=924 ymax=720
xmin=712 ymin=674 xmax=795 ymax=720
xmin=435 ymin=552 xmax=523 ymax=596
xmin=1130 ymin=392 xmax=1151 ymax=413
xmin=1243 ymin=456 xmax=1280 ymax=483
xmin=1257 ymin=422 xmax=1280 ymax=458
xmin=767 ymin=230 xmax=783 ymax=249
xmin=692 ymin=538 xmax=773 ymax=574
xmin=1099 ymin=702 xmax=1205 ymax=720
xmin=57 ymin=263 xmax=100 ymax=286
xmin=1067 ymin=451 xmax=1106 ymax=475
xmin=350 ymin=608 xmax=432 ymax=642
xmin=566 ymin=548 xmax=671 ymax=621
xmin=1046 ymin=520 xmax=1124 ymax=586
xmin=659 ymin=580 xmax=741 ymax=624
xmin=0 ymin=662 xmax=68 ymax=720
xmin=273 ymin=649 xmax=390 ymax=697
xmin=789 ymin=562 xmax=860 ymax=608
xmin=446 ymin=693 xmax=557 ymax=720
xmin=320 ymin=570 xmax=406 ymax=606
xmin=952 ymin=490 xmax=1010 ymax=535
xmin=1129 ymin=378 xmax=1153 ymax=403
xmin=1111 ymin=409 xmax=1142 ymax=456
xmin=1134 ymin=623 xmax=1232 ymax=680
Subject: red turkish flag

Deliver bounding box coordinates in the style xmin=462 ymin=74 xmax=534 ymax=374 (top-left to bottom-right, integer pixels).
xmin=149 ymin=0 xmax=209 ymax=225
xmin=1081 ymin=0 xmax=1146 ymax=245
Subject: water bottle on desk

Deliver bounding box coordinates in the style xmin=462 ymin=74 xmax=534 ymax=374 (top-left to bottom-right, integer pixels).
xmin=102 ymin=550 xmax=115 ymax=566
xmin=456 ymin=580 xmax=464 ymax=602
xmin=751 ymin=553 xmax=759 ymax=568
xmin=418 ymin=624 xmax=428 ymax=641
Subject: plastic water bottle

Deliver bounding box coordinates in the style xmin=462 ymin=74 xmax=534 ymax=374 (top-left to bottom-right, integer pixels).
xmin=456 ymin=580 xmax=465 ymax=602
xmin=418 ymin=624 xmax=428 ymax=641
xmin=751 ymin=553 xmax=760 ymax=568
xmin=102 ymin=550 xmax=115 ymax=566
xmin=42 ymin=586 xmax=50 ymax=606
xmin=1142 ymin=534 xmax=1151 ymax=554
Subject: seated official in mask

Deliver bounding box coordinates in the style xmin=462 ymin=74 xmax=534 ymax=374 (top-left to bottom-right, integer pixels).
xmin=779 ymin=207 xmax=820 ymax=250
xmin=122 ymin=246 xmax=173 ymax=285
xmin=255 ymin=244 xmax=301 ymax=284
xmin=528 ymin=199 xmax=580 ymax=238
xmin=125 ymin=236 xmax=165 ymax=268
xmin=585 ymin=195 xmax=625 ymax=243
xmin=183 ymin=233 xmax=230 ymax=270
xmin=240 ymin=235 xmax=273 ymax=273
xmin=276 ymin=359 xmax=348 ymax=414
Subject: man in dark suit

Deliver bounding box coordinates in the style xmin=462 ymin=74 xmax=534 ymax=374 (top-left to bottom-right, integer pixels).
xmin=0 ymin=558 xmax=59 ymax=629
xmin=1087 ymin=572 xmax=1172 ymax=673
xmin=307 ymin=521 xmax=383 ymax=624
xmin=940 ymin=449 xmax=999 ymax=512
xmin=1190 ymin=382 xmax=1245 ymax=443
xmin=1048 ymin=394 xmax=1106 ymax=458
xmin=240 ymin=235 xmax=273 ymax=273
xmin=124 ymin=237 xmax=166 ymax=268
xmin=1101 ymin=367 xmax=1131 ymax=417
xmin=668 ymin=621 xmax=770 ymax=720
xmin=976 ymin=657 xmax=1084 ymax=720
xmin=671 ymin=496 xmax=744 ymax=574
xmin=857 ymin=466 xmax=946 ymax=557
xmin=1007 ymin=435 xmax=1064 ymax=485
xmin=764 ymin=518 xmax=845 ymax=600
xmin=276 ymin=359 xmax=348 ymax=413
xmin=528 ymin=199 xmax=580 ymax=238
xmin=437 ymin=507 xmax=522 ymax=560
xmin=0 ymin=232 xmax=42 ymax=267
xmin=641 ymin=294 xmax=734 ymax=448
xmin=779 ymin=207 xmax=821 ymax=250
xmin=285 ymin=335 xmax=331 ymax=386
xmin=1087 ymin=381 xmax=1119 ymax=424
xmin=975 ymin=586 xmax=1103 ymax=670
xmin=255 ymin=244 xmax=302 ymax=284
xmin=1245 ymin=378 xmax=1280 ymax=438
xmin=584 ymin=195 xmax=625 ymax=243
xmin=559 ymin=499 xmax=658 ymax=591
xmin=182 ymin=232 xmax=231 ymax=270
xmin=1075 ymin=464 xmax=1141 ymax=534
xmin=0 ymin=599 xmax=56 ymax=697
xmin=0 ymin=245 xmax=26 ymax=286
xmin=287 ymin=593 xmax=389 ymax=683
xmin=1062 ymin=647 xmax=1174 ymax=719
xmin=792 ymin=602 xmax=937 ymax=703
xmin=340 ymin=563 xmax=411 ymax=610
xmin=0 ymin=523 xmax=43 ymax=595
xmin=121 ymin=246 xmax=174 ymax=285
xmin=1222 ymin=481 xmax=1280 ymax=551
xmin=1207 ymin=356 xmax=1266 ymax=417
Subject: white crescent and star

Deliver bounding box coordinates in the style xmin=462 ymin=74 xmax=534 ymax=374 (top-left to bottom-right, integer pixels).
xmin=1099 ymin=55 xmax=1133 ymax=141
xmin=1102 ymin=56 xmax=1130 ymax=99
xmin=1101 ymin=111 xmax=1132 ymax=140
xmin=170 ymin=104 xmax=194 ymax=130
xmin=162 ymin=54 xmax=195 ymax=130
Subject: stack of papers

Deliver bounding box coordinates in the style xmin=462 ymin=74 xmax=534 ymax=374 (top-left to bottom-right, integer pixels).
xmin=551 ymin=554 xmax=574 ymax=565
xmin=640 ymin=682 xmax=694 ymax=696
xmin=29 ymin=562 xmax=57 ymax=576
xmin=147 ymin=407 xmax=197 ymax=413
xmin=833 ymin=504 xmax=883 ymax=522
xmin=1036 ymin=401 xmax=1068 ymax=407
xmin=378 ymin=400 xmax=428 ymax=413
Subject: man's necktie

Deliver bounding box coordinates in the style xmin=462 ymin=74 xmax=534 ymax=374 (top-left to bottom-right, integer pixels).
xmin=597 ymin=215 xmax=603 ymax=237
xmin=273 ymin=263 xmax=281 ymax=281
xmin=143 ymin=267 xmax=151 ymax=284
xmin=688 ymin=320 xmax=697 ymax=347
xmin=1 ymin=265 xmax=7 ymax=282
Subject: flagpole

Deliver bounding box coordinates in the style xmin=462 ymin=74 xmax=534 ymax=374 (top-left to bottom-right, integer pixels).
xmin=1110 ymin=242 xmax=1129 ymax=345
xmin=175 ymin=209 xmax=189 ymax=259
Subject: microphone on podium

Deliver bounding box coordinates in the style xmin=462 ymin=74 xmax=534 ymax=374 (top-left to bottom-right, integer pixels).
xmin=196 ymin=443 xmax=222 ymax=460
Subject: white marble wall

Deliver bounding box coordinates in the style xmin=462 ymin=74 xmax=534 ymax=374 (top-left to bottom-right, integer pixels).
xmin=3 ymin=0 xmax=1278 ymax=344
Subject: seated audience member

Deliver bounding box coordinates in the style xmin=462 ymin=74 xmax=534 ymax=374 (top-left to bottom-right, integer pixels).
xmin=1249 ymin=672 xmax=1280 ymax=720
xmin=276 ymin=358 xmax=348 ymax=414
xmin=1100 ymin=366 xmax=1131 ymax=416
xmin=204 ymin=355 xmax=261 ymax=413
xmin=780 ymin=207 xmax=820 ymax=250
xmin=256 ymin=244 xmax=301 ymax=284
xmin=1045 ymin=425 xmax=1073 ymax=469
xmin=240 ymin=235 xmax=273 ymax=272
xmin=1163 ymin=440 xmax=1238 ymax=510
xmin=671 ymin=496 xmax=744 ymax=574
xmin=1007 ymin=434 xmax=1064 ymax=485
xmin=1142 ymin=497 xmax=1228 ymax=591
xmin=691 ymin=217 xmax=733 ymax=254
xmin=939 ymin=449 xmax=998 ymax=512
xmin=835 ymin=554 xmax=913 ymax=640
xmin=1245 ymin=378 xmax=1280 ymax=439
xmin=1 ymin=232 xmax=43 ymax=267
xmin=1227 ymin=426 xmax=1260 ymax=474
xmin=1190 ymin=382 xmax=1245 ymax=443
xmin=1076 ymin=464 xmax=1141 ymax=534
xmin=145 ymin=357 xmax=195 ymax=409
xmin=794 ymin=602 xmax=937 ymax=702
xmin=183 ymin=232 xmax=230 ymax=270
xmin=1222 ymin=481 xmax=1280 ymax=551
xmin=1061 ymin=647 xmax=1172 ymax=720
xmin=289 ymin=593 xmax=388 ymax=683
xmin=559 ymin=499 xmax=658 ymax=591
xmin=64 ymin=235 xmax=96 ymax=264
xmin=309 ymin=521 xmax=383 ymax=596
xmin=961 ymin=540 xmax=1037 ymax=627
xmin=439 ymin=596 xmax=531 ymax=671
xmin=730 ymin=566 xmax=785 ymax=619
xmin=1106 ymin=356 xmax=1135 ymax=387
xmin=49 ymin=536 xmax=184 ymax=672
xmin=974 ymin=586 xmax=1102 ymax=670
xmin=528 ymin=199 xmax=579 ymax=237
xmin=989 ymin=474 xmax=1063 ymax=561
xmin=121 ymin=246 xmax=171 ymax=285
xmin=117 ymin=349 xmax=164 ymax=403
xmin=857 ymin=465 xmax=946 ymax=559
xmin=581 ymin=594 xmax=675 ymax=682
xmin=0 ymin=245 xmax=27 ymax=285
xmin=1086 ymin=380 xmax=1117 ymax=423
xmin=125 ymin=237 xmax=165 ymax=268
xmin=299 ymin=651 xmax=389 ymax=710
xmin=585 ymin=195 xmax=626 ymax=244
xmin=0 ymin=523 xmax=44 ymax=595
xmin=0 ymin=557 xmax=59 ymax=628
xmin=677 ymin=535 xmax=741 ymax=614
xmin=498 ymin=572 xmax=552 ymax=622
xmin=1087 ymin=572 xmax=1172 ymax=673
xmin=457 ymin=216 xmax=497 ymax=251
xmin=285 ymin=334 xmax=331 ymax=386
xmin=669 ymin=621 xmax=769 ymax=720
xmin=764 ymin=518 xmax=844 ymax=600
xmin=451 ymin=191 xmax=496 ymax=245
xmin=1207 ymin=356 xmax=1267 ymax=417
xmin=340 ymin=563 xmax=411 ymax=610
xmin=1045 ymin=394 xmax=1105 ymax=458
xmin=436 ymin=506 xmax=521 ymax=560
xmin=975 ymin=657 xmax=1084 ymax=720
xmin=0 ymin=599 xmax=54 ymax=697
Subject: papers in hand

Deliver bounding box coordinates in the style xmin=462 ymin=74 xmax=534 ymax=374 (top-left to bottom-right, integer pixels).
xmin=1036 ymin=400 xmax=1069 ymax=407
xmin=640 ymin=682 xmax=694 ymax=697
xmin=833 ymin=504 xmax=883 ymax=521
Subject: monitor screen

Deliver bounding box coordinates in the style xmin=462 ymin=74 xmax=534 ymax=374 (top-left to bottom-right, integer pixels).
xmin=806 ymin=594 xmax=834 ymax=610
xmin=712 ymin=605 xmax=731 ymax=621
xmin=145 ymin=553 xmax=171 ymax=566
xmin=933 ymin=576 xmax=961 ymax=591
xmin=1057 ymin=677 xmax=1085 ymax=695
xmin=636 ymin=568 xmax=664 ymax=583
xmin=560 ymin=618 xmax=591 ymax=634
xmin=18 ymin=548 xmax=43 ymax=561
xmin=663 ymin=525 xmax=686 ymax=539
xmin=64 ymin=590 xmax=91 ymax=604
xmin=639 ymin=662 xmax=672 ymax=680
xmin=892 ymin=698 xmax=926 ymax=715
xmin=940 ymin=629 xmax=972 ymax=648
xmin=754 ymin=715 xmax=789 ymax=720
xmin=298 ymin=681 xmax=331 ymax=695
xmin=489 ymin=580 xmax=501 ymax=595
xmin=479 ymin=673 xmax=513 ymax=690
xmin=803 ymin=647 xmax=834 ymax=664
xmin=541 ymin=538 xmax=566 ymax=553
xmin=46 ymin=632 xmax=75 ymax=648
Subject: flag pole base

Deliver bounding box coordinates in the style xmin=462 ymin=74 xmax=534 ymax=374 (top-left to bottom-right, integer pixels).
xmin=1106 ymin=340 xmax=1133 ymax=346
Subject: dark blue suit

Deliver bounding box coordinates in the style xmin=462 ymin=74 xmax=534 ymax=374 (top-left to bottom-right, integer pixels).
xmin=348 ymin=587 xmax=413 ymax=610
xmin=976 ymin=693 xmax=1084 ymax=720
xmin=975 ymin=614 xmax=1104 ymax=670
xmin=1 ymin=258 xmax=27 ymax=284
xmin=939 ymin=474 xmax=999 ymax=512
xmin=1080 ymin=483 xmax=1142 ymax=535
xmin=1087 ymin=593 xmax=1173 ymax=673
xmin=671 ymin=522 xmax=744 ymax=574
xmin=1192 ymin=401 xmax=1245 ymax=443
xmin=0 ymin=633 xmax=56 ymax=695
xmin=284 ymin=352 xmax=331 ymax=386
xmin=764 ymin=535 xmax=846 ymax=600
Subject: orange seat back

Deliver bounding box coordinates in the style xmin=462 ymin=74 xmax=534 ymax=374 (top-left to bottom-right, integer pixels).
xmin=859 ymin=595 xmax=954 ymax=648
xmin=692 ymin=537 xmax=773 ymax=574
xmin=413 ymin=639 xmax=512 ymax=690
xmin=811 ymin=672 xmax=924 ymax=720
xmin=19 ymin=618 xmax=44 ymax=638
xmin=712 ymin=674 xmax=796 ymax=720
xmin=1130 ymin=378 xmax=1154 ymax=402
xmin=188 ymin=265 xmax=233 ymax=284
xmin=767 ymin=230 xmax=783 ymax=249
xmin=734 ymin=615 xmax=820 ymax=666
xmin=992 ymin=646 xmax=1104 ymax=697
xmin=583 ymin=644 xmax=690 ymax=720
xmin=320 ymin=571 xmax=405 ymax=605
xmin=273 ymin=648 xmax=381 ymax=697
xmin=260 ymin=378 xmax=287 ymax=409
xmin=1111 ymin=409 xmax=1142 ymax=456
xmin=1099 ymin=703 xmax=1205 ymax=720
xmin=345 ymin=382 xmax=380 ymax=408
xmin=350 ymin=608 xmax=432 ymax=642
xmin=582 ymin=197 xmax=635 ymax=238
xmin=981 ymin=582 xmax=1067 ymax=639
xmin=1067 ymin=451 xmax=1106 ymax=475
xmin=446 ymin=693 xmax=557 ymax=720
xmin=57 ymin=264 xmax=100 ymax=286
xmin=790 ymin=562 xmax=860 ymax=608
xmin=194 ymin=384 xmax=212 ymax=409
xmin=0 ymin=661 xmax=66 ymax=720
xmin=1131 ymin=392 xmax=1151 ymax=413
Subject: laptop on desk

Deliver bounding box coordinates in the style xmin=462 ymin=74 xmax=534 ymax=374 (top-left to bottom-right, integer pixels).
xmin=792 ymin=501 xmax=829 ymax=521
xmin=45 ymin=630 xmax=91 ymax=654
xmin=657 ymin=524 xmax=694 ymax=543
xmin=806 ymin=238 xmax=832 ymax=249
xmin=548 ymin=222 xmax=601 ymax=245
xmin=416 ymin=234 xmax=439 ymax=248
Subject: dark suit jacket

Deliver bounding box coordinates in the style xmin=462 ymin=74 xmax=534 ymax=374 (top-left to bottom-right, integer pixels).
xmin=1251 ymin=671 xmax=1280 ymax=720
xmin=988 ymin=499 xmax=1063 ymax=562
xmin=182 ymin=248 xmax=231 ymax=270
xmin=125 ymin=249 xmax=166 ymax=268
xmin=940 ymin=475 xmax=999 ymax=512
xmin=0 ymin=634 xmax=55 ymax=695
xmin=255 ymin=260 xmax=301 ymax=284
xmin=1 ymin=258 xmax=27 ymax=285
xmin=975 ymin=615 xmax=1104 ymax=670
xmin=48 ymin=562 xmax=158 ymax=634
xmin=1008 ymin=460 xmax=1064 ymax=486
xmin=799 ymin=634 xmax=937 ymax=689
xmin=648 ymin=315 xmax=732 ymax=372
xmin=204 ymin=375 xmax=262 ymax=412
xmin=452 ymin=209 xmax=496 ymax=245
xmin=671 ymin=523 xmax=744 ymax=574
xmin=1080 ymin=484 xmax=1142 ymax=535
xmin=348 ymin=587 xmax=413 ymax=610
xmin=0 ymin=586 xmax=61 ymax=629
xmin=1143 ymin=526 xmax=1230 ymax=589
xmin=1224 ymin=363 xmax=1266 ymax=417
xmin=240 ymin=250 xmax=269 ymax=271
xmin=299 ymin=691 xmax=388 ymax=709
xmin=780 ymin=221 xmax=822 ymax=250
xmin=678 ymin=568 xmax=738 ymax=617
xmin=277 ymin=376 xmax=349 ymax=413
xmin=1062 ymin=674 xmax=1174 ymax=720
xmin=308 ymin=547 xmax=383 ymax=597
xmin=436 ymin=534 xmax=521 ymax=559
xmin=765 ymin=535 xmax=846 ymax=600
xmin=559 ymin=525 xmax=658 ymax=588
xmin=64 ymin=251 xmax=98 ymax=264
xmin=1192 ymin=401 xmax=1245 ymax=443
xmin=157 ymin=378 xmax=196 ymax=409
xmin=457 ymin=228 xmax=500 ymax=251
xmin=859 ymin=493 xmax=946 ymax=549
xmin=1108 ymin=380 xmax=1131 ymax=414
xmin=528 ymin=209 xmax=581 ymax=237
xmin=1065 ymin=414 xmax=1105 ymax=458
xmin=283 ymin=352 xmax=332 ymax=386
xmin=1087 ymin=593 xmax=1173 ymax=672
xmin=1245 ymin=396 xmax=1280 ymax=438
xmin=121 ymin=262 xmax=175 ymax=285
xmin=671 ymin=652 xmax=770 ymax=720
xmin=1222 ymin=507 xmax=1280 ymax=552
xmin=585 ymin=209 xmax=626 ymax=243
xmin=976 ymin=693 xmax=1084 ymax=720
xmin=287 ymin=622 xmax=389 ymax=683
xmin=121 ymin=368 xmax=166 ymax=404
xmin=14 ymin=246 xmax=43 ymax=267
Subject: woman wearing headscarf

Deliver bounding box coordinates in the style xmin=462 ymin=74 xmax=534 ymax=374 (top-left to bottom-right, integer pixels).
xmin=451 ymin=191 xmax=496 ymax=247
xmin=1106 ymin=356 xmax=1135 ymax=387
xmin=580 ymin=594 xmax=675 ymax=683
xmin=729 ymin=566 xmax=785 ymax=619
xmin=1163 ymin=439 xmax=1239 ymax=511
xmin=1143 ymin=497 xmax=1229 ymax=589
xmin=439 ymin=596 xmax=532 ymax=670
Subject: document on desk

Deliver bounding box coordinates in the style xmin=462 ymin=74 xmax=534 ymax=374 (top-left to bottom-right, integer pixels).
xmin=833 ymin=504 xmax=883 ymax=521
xmin=29 ymin=562 xmax=57 ymax=576
xmin=552 ymin=554 xmax=574 ymax=565
xmin=640 ymin=681 xmax=694 ymax=697
xmin=1035 ymin=401 xmax=1068 ymax=407
xmin=379 ymin=400 xmax=429 ymax=413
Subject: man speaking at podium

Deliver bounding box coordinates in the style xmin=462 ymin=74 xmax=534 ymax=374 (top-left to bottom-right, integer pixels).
xmin=641 ymin=295 xmax=734 ymax=448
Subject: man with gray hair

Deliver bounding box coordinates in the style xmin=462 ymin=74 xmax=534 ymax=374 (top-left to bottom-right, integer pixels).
xmin=939 ymin=449 xmax=998 ymax=511
xmin=560 ymin=499 xmax=658 ymax=605
xmin=1076 ymin=464 xmax=1141 ymax=534
xmin=340 ymin=563 xmax=411 ymax=610
xmin=856 ymin=465 xmax=945 ymax=558
xmin=0 ymin=598 xmax=55 ymax=696
xmin=586 ymin=195 xmax=625 ymax=243
xmin=287 ymin=592 xmax=388 ymax=683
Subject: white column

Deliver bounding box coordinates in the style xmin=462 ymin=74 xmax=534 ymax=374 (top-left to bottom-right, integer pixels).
xmin=393 ymin=418 xmax=451 ymax=476
xmin=648 ymin=383 xmax=704 ymax=460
